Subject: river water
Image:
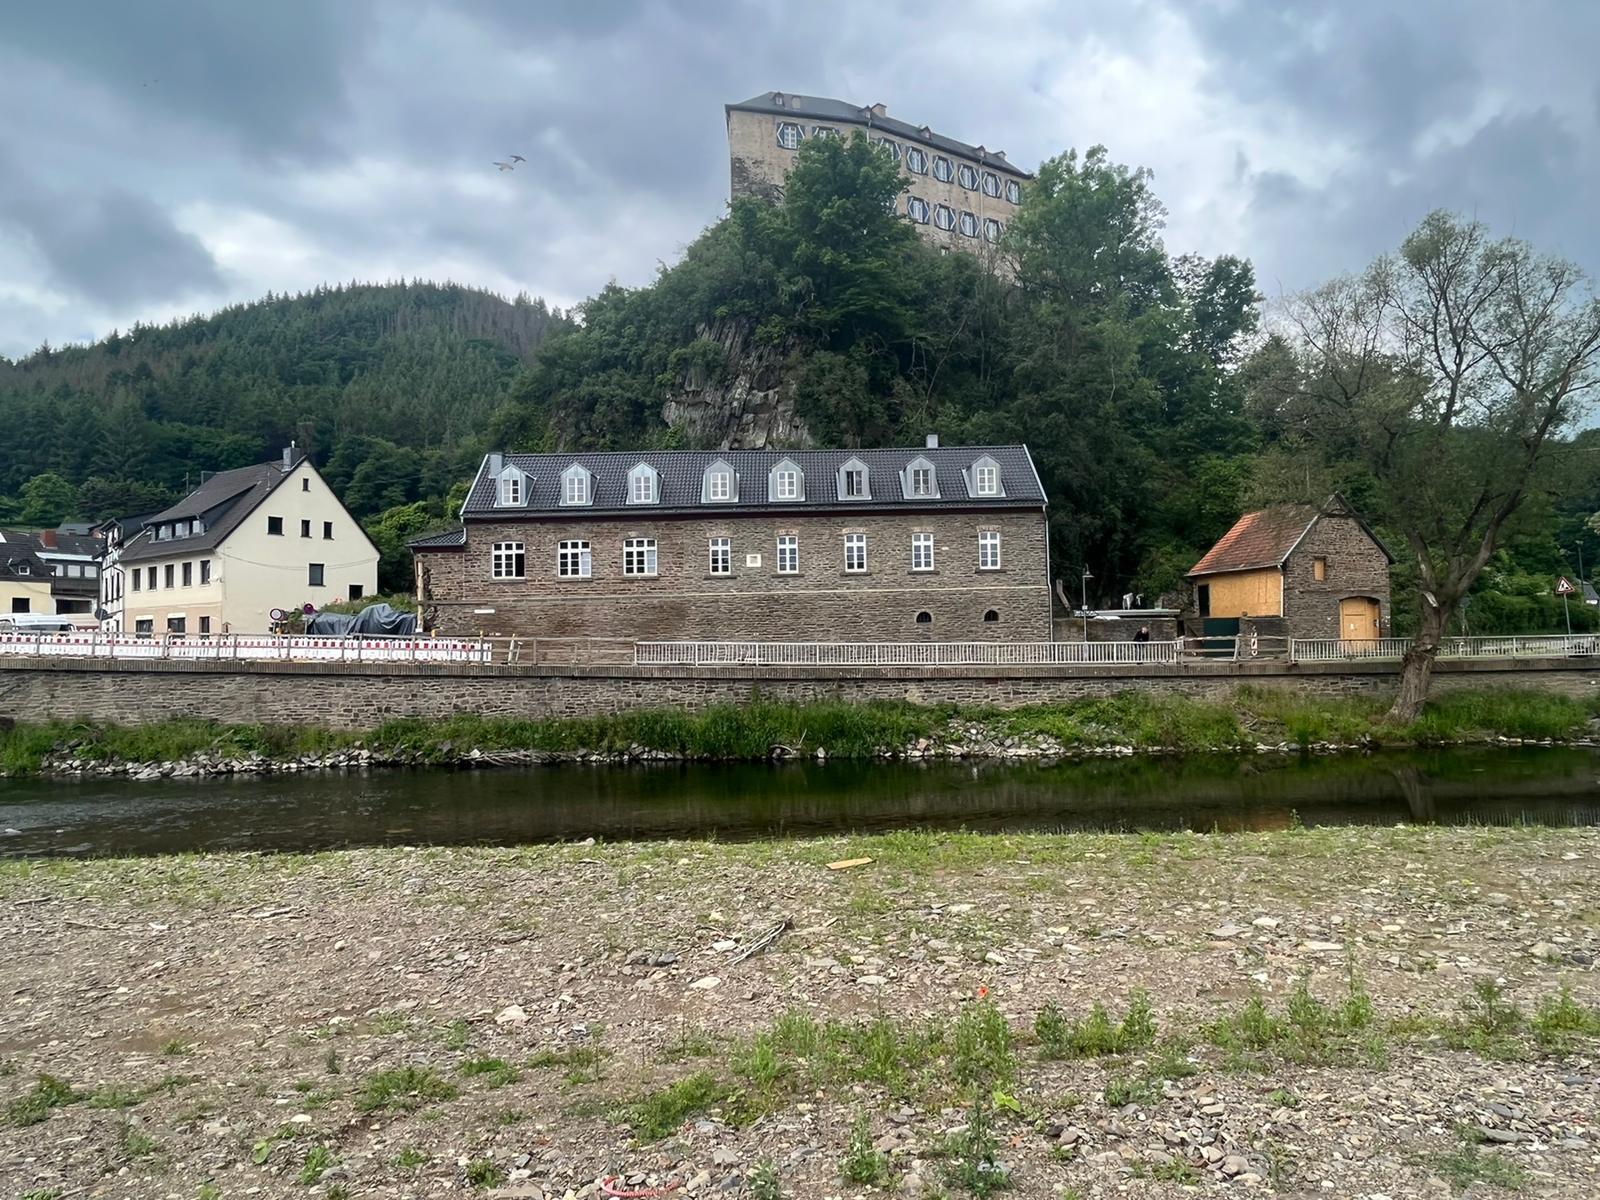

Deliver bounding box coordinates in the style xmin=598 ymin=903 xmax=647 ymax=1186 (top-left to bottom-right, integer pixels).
xmin=2 ymin=746 xmax=1599 ymax=858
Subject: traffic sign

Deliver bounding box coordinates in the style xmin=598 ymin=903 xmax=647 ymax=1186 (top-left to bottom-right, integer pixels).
xmin=1556 ymin=576 xmax=1577 ymax=596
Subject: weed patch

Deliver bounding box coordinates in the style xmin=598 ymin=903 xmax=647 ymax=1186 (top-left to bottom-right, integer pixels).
xmin=6 ymin=1073 xmax=81 ymax=1127
xmin=1035 ymin=991 xmax=1156 ymax=1059
xmin=355 ymin=1066 xmax=458 ymax=1113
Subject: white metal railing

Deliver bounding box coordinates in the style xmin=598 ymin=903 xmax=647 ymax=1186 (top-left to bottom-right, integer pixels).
xmin=635 ymin=640 xmax=1182 ymax=667
xmin=1289 ymin=634 xmax=1600 ymax=663
xmin=0 ymin=632 xmax=493 ymax=664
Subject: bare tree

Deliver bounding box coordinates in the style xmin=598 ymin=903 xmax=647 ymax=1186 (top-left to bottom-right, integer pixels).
xmin=1262 ymin=212 xmax=1600 ymax=721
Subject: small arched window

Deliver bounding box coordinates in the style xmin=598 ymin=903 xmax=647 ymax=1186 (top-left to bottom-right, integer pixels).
xmin=983 ymin=609 xmax=999 ymax=623
xmin=915 ymin=611 xmax=932 ymax=624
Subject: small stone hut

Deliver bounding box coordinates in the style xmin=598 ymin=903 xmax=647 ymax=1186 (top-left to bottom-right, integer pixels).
xmin=1185 ymin=494 xmax=1392 ymax=643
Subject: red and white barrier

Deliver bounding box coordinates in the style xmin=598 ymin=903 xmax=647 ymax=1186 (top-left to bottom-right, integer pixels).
xmin=0 ymin=632 xmax=493 ymax=664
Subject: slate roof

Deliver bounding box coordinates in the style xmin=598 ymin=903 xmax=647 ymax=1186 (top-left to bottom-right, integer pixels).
xmin=1188 ymin=494 xmax=1392 ymax=578
xmin=118 ymin=458 xmax=299 ymax=564
xmin=408 ymin=526 xmax=468 ymax=549
xmin=728 ymin=92 xmax=1032 ymax=179
xmin=454 ymin=446 xmax=1045 ymax=523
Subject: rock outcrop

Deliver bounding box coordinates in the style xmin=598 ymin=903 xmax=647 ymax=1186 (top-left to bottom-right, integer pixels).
xmin=661 ymin=318 xmax=813 ymax=449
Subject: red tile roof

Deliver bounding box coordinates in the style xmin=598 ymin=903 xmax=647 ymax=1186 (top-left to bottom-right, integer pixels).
xmin=1187 ymin=504 xmax=1319 ymax=578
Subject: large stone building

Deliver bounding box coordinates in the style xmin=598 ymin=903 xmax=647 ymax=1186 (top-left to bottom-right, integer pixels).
xmin=411 ymin=442 xmax=1051 ymax=642
xmin=726 ymin=92 xmax=1030 ymax=261
xmin=104 ymin=448 xmax=379 ymax=636
xmin=1186 ymin=495 xmax=1392 ymax=643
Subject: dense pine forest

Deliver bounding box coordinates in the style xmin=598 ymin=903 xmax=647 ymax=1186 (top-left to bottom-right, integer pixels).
xmin=3 ymin=137 xmax=1597 ymax=626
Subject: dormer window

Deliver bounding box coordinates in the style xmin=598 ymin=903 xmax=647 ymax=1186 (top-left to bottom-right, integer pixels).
xmin=769 ymin=459 xmax=805 ymax=502
xmin=702 ymin=460 xmax=738 ymax=504
xmin=497 ymin=468 xmax=524 ymax=507
xmin=838 ymin=458 xmax=870 ymax=500
xmin=902 ymin=457 xmax=939 ymax=499
xmin=628 ymin=463 xmax=659 ymax=505
xmin=967 ymin=455 xmax=1004 ymax=498
xmin=560 ymin=464 xmax=593 ymax=506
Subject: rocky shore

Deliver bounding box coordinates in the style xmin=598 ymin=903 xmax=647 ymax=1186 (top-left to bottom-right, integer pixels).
xmin=2 ymin=825 xmax=1597 ymax=1198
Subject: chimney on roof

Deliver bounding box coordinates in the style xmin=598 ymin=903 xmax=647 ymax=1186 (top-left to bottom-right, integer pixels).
xmin=40 ymin=529 xmax=58 ymax=549
xmin=200 ymin=470 xmax=214 ymax=484
xmin=869 ymin=102 xmax=887 ymax=117
xmin=282 ymin=441 xmax=299 ymax=472
xmin=487 ymin=451 xmax=504 ymax=478
xmin=925 ymin=433 xmax=939 ymax=449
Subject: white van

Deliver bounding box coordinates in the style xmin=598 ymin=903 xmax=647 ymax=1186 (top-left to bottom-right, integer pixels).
xmin=0 ymin=614 xmax=80 ymax=635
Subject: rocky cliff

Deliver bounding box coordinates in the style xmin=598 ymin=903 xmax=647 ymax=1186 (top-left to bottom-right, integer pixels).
xmin=660 ymin=318 xmax=813 ymax=449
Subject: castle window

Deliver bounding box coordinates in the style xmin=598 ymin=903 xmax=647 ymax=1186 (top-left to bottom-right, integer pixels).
xmin=875 ymin=137 xmax=901 ymax=166
xmin=812 ymin=126 xmax=839 ymax=139
xmin=623 ymin=538 xmax=658 ymax=577
xmin=906 ymin=196 xmax=930 ymax=224
xmin=776 ymin=122 xmax=803 ymax=150
xmin=957 ymin=163 xmax=979 ymax=190
xmin=769 ymin=459 xmax=805 ymax=502
xmin=915 ymin=610 xmax=932 ymax=624
xmin=932 ymin=155 xmax=954 ymax=182
xmin=912 ymin=532 xmax=934 ymax=572
xmin=708 ymin=537 xmax=732 ymax=576
xmin=628 ymin=463 xmax=659 ymax=505
xmin=1005 ymin=179 xmax=1023 ymax=205
xmin=932 ymin=203 xmax=956 ymax=231
xmin=1313 ymin=556 xmax=1327 ymax=581
xmin=959 ymin=210 xmax=979 ymax=238
xmin=979 ymin=530 xmax=1002 ymax=570
xmin=558 ymin=540 xmax=592 ymax=579
xmin=982 ymin=171 xmax=1002 ymax=198
xmin=776 ymin=534 xmax=799 ymax=574
xmin=703 ymin=461 xmax=738 ymax=503
xmin=492 ymin=541 xmax=525 ymax=580
xmin=844 ymin=533 xmax=867 ymax=574
xmin=905 ymin=146 xmax=928 ymax=174
xmin=983 ymin=218 xmax=1003 ymax=243
xmin=560 ymin=464 xmax=592 ymax=506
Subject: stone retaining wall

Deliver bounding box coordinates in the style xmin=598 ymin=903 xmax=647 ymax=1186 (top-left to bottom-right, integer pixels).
xmin=3 ymin=655 xmax=1598 ymax=730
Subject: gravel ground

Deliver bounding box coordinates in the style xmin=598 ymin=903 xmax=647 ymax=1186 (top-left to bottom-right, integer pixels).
xmin=1 ymin=824 xmax=1597 ymax=1199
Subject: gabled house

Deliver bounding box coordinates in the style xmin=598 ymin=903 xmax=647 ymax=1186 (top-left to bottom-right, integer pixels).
xmin=107 ymin=448 xmax=379 ymax=635
xmin=1186 ymin=494 xmax=1393 ymax=642
xmin=411 ymin=439 xmax=1053 ymax=642
xmin=0 ymin=527 xmax=103 ymax=623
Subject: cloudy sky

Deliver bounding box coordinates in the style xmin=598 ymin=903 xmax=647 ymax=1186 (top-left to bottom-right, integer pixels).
xmin=3 ymin=0 xmax=1598 ymax=359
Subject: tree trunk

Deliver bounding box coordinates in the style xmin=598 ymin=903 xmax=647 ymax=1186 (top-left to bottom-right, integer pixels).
xmin=1387 ymin=603 xmax=1447 ymax=723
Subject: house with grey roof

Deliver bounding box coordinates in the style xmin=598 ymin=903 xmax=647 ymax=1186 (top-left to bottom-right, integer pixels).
xmin=410 ymin=438 xmax=1052 ymax=642
xmin=103 ymin=447 xmax=378 ymax=635
xmin=726 ymin=92 xmax=1030 ymax=263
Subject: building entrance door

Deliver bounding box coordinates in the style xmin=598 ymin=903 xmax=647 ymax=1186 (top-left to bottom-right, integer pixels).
xmin=1339 ymin=597 xmax=1380 ymax=646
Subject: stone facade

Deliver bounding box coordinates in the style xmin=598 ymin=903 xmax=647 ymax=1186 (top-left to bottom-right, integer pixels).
xmin=419 ymin=510 xmax=1052 ymax=642
xmin=726 ymin=97 xmax=1028 ymax=265
xmin=1282 ymin=513 xmax=1392 ymax=639
xmin=3 ymin=655 xmax=1596 ymax=732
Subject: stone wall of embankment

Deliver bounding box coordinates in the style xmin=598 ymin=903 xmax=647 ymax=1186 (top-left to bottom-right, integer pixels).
xmin=2 ymin=655 xmax=1599 ymax=730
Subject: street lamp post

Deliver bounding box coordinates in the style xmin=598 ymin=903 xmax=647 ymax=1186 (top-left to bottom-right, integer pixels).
xmin=1081 ymin=568 xmax=1093 ymax=640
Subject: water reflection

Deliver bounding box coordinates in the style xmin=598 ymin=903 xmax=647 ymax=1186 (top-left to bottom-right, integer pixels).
xmin=1 ymin=746 xmax=1597 ymax=858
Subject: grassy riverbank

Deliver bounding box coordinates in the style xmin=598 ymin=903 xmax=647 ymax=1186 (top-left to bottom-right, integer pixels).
xmin=2 ymin=686 xmax=1596 ymax=776
xmin=2 ymin=826 xmax=1597 ymax=1198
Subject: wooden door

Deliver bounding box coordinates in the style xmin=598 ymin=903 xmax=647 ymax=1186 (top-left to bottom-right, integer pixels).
xmin=1339 ymin=597 xmax=1379 ymax=645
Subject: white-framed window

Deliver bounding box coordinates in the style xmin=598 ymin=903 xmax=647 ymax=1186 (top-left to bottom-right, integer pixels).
xmin=628 ymin=463 xmax=658 ymax=505
xmin=982 ymin=171 xmax=1002 ymax=198
xmin=558 ymin=540 xmax=592 ymax=579
xmin=844 ymin=533 xmax=867 ymax=573
xmin=703 ymin=462 xmax=737 ymax=503
xmin=561 ymin=465 xmax=591 ymax=506
xmin=979 ymin=530 xmax=1002 ymax=570
xmin=776 ymin=534 xmax=799 ymax=574
xmin=498 ymin=471 xmax=522 ymax=507
xmin=906 ymin=196 xmax=930 ymax=224
xmin=905 ymin=146 xmax=928 ymax=174
xmin=623 ymin=538 xmax=658 ymax=577
xmin=912 ymin=532 xmax=935 ymax=572
xmin=840 ymin=464 xmax=868 ymax=498
xmin=813 ymin=125 xmax=838 ymax=139
xmin=932 ymin=155 xmax=954 ymax=182
xmin=959 ymin=210 xmax=978 ymax=238
xmin=1005 ymin=179 xmax=1023 ymax=205
xmin=708 ymin=537 xmax=732 ymax=576
xmin=933 ymin=203 xmax=956 ymax=231
xmin=957 ymin=163 xmax=979 ymax=190
xmin=983 ymin=217 xmax=1003 ymax=244
xmin=975 ymin=464 xmax=999 ymax=495
xmin=775 ymin=469 xmax=799 ymax=499
xmin=492 ymin=541 xmax=525 ymax=579
xmin=875 ymin=137 xmax=901 ymax=166
xmin=909 ymin=464 xmax=936 ymax=497
xmin=776 ymin=121 xmax=803 ymax=150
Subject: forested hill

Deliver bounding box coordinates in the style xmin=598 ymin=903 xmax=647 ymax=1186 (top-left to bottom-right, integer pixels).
xmin=0 ymin=281 xmax=563 ymax=527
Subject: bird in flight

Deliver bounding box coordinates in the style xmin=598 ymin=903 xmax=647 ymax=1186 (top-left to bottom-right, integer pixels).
xmin=509 ymin=154 xmax=526 ymax=163
xmin=493 ymin=161 xmax=514 ymax=172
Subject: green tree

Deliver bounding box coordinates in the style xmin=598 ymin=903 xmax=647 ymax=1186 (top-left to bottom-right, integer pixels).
xmin=17 ymin=473 xmax=79 ymax=525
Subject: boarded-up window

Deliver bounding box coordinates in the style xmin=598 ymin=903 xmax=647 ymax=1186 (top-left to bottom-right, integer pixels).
xmin=1313 ymin=556 xmax=1327 ymax=581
